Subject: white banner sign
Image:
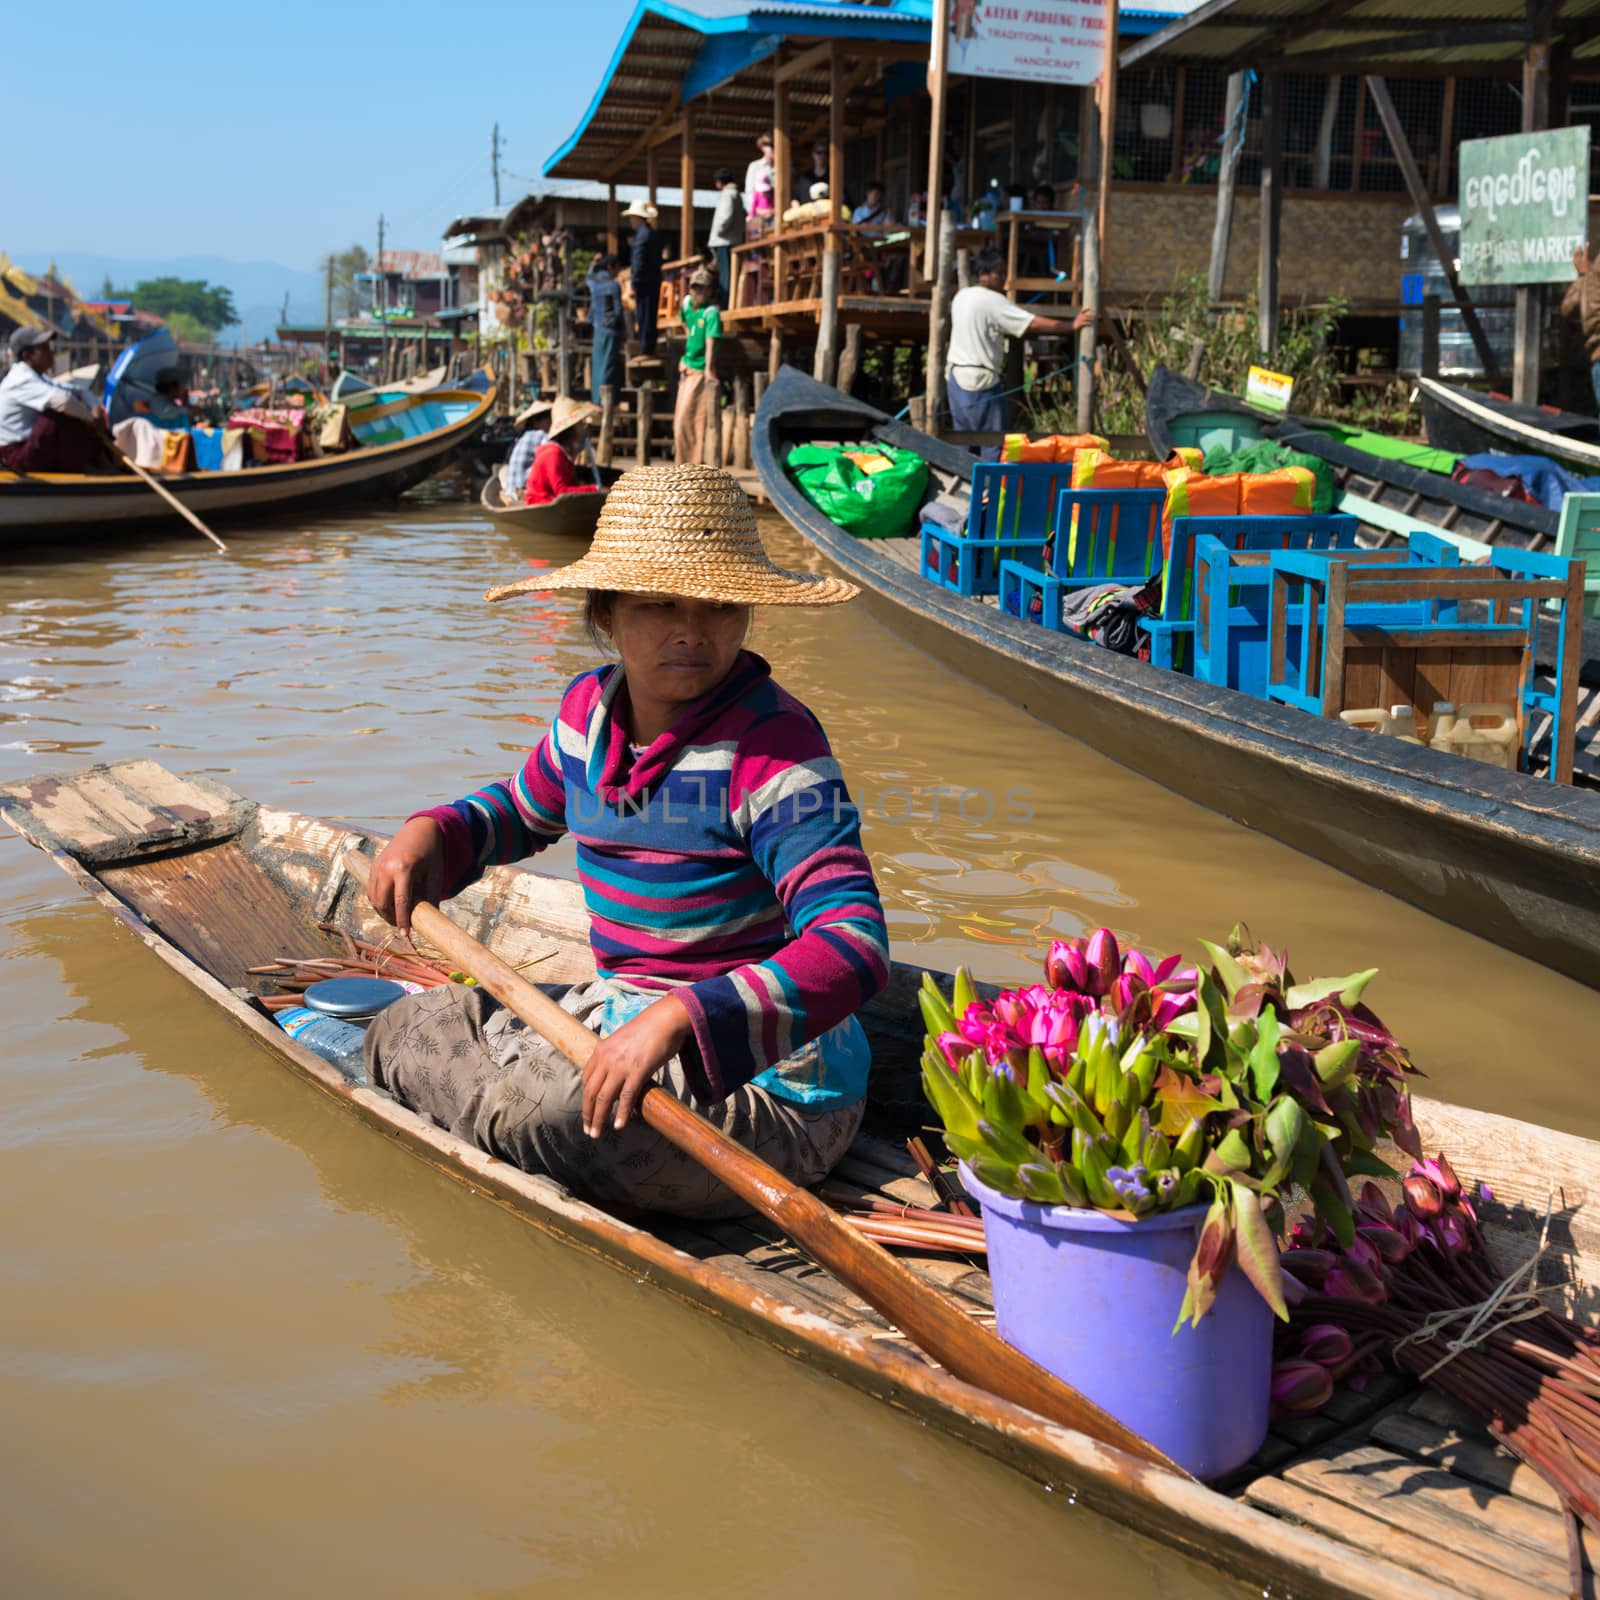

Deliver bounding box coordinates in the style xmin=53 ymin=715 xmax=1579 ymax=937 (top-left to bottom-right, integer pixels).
xmin=948 ymin=0 xmax=1109 ymax=87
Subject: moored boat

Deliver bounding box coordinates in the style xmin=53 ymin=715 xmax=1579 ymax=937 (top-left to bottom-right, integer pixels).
xmin=0 ymin=385 xmax=495 ymax=548
xmin=1146 ymin=366 xmax=1558 ymax=552
xmin=754 ymin=367 xmax=1600 ymax=990
xmin=479 ymin=465 xmax=621 ymax=537
xmin=1 ymin=756 xmax=1594 ymax=1600
xmin=1417 ymin=376 xmax=1600 ymax=475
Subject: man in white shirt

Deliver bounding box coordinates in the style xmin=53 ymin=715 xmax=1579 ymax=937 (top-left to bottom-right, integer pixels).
xmin=946 ymin=247 xmax=1090 ymax=458
xmin=0 ymin=328 xmax=107 ymax=473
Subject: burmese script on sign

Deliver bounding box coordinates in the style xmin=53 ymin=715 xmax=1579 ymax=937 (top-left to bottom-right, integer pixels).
xmin=948 ymin=0 xmax=1108 ymax=86
xmin=1458 ymin=127 xmax=1591 ymax=287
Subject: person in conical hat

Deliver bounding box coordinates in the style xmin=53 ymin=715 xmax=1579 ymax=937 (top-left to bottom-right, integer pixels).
xmin=521 ymin=395 xmax=601 ymax=506
xmin=365 ymin=464 xmax=887 ymax=1219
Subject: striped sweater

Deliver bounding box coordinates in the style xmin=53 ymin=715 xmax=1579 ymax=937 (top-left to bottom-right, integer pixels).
xmin=418 ymin=651 xmax=890 ymax=1100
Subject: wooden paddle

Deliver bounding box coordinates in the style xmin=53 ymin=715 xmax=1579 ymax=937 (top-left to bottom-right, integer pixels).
xmin=106 ymin=435 xmax=229 ymax=554
xmin=342 ymin=848 xmax=1189 ymax=1477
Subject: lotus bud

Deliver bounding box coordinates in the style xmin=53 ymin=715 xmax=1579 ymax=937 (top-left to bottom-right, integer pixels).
xmin=1355 ymin=1181 xmax=1393 ymax=1226
xmin=1401 ymin=1172 xmax=1444 ymax=1219
xmin=1045 ymin=938 xmax=1090 ymax=993
xmin=1434 ymin=1210 xmax=1469 ymax=1257
xmin=1122 ymin=948 xmax=1158 ymax=988
xmin=1391 ymin=1204 xmax=1426 ymax=1250
xmin=1110 ymin=971 xmax=1143 ymax=1015
xmin=1281 ymin=1247 xmax=1336 ymax=1287
xmin=1325 ymin=1262 xmax=1386 ymax=1304
xmin=1083 ymin=928 xmax=1120 ymax=998
xmin=1417 ymin=1154 xmax=1461 ymax=1201
xmin=1344 ymin=1233 xmax=1383 ymax=1273
xmin=1356 ymin=1223 xmax=1411 ymax=1265
xmin=1194 ymin=1199 xmax=1233 ymax=1285
xmin=1299 ymin=1324 xmax=1354 ymax=1367
xmin=1270 ymin=1359 xmax=1333 ymax=1418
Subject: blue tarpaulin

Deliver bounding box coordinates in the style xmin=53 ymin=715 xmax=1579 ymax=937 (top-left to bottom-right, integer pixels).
xmin=1459 ymin=453 xmax=1600 ymax=511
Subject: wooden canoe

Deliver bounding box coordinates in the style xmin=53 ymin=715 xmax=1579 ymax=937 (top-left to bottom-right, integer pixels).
xmin=753 ymin=367 xmax=1600 ymax=991
xmin=479 ymin=468 xmax=620 ymax=537
xmin=2 ymin=757 xmax=1595 ymax=1600
xmin=0 ymin=387 xmax=495 ymax=548
xmin=1418 ymin=377 xmax=1600 ymax=477
xmin=1145 ymin=366 xmax=1558 ymax=552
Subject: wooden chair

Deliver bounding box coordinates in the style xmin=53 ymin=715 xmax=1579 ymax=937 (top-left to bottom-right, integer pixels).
xmin=998 ymin=487 xmax=1165 ymax=631
xmin=1143 ymin=513 xmax=1360 ymax=672
xmin=1555 ymin=490 xmax=1600 ymax=619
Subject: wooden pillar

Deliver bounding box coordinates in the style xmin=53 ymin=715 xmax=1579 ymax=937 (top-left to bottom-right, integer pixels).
xmin=607 ymin=183 xmax=619 ymax=256
xmin=924 ymin=213 xmax=956 ymax=433
xmin=599 ymin=385 xmax=617 ymax=465
xmin=1313 ymin=77 xmax=1341 ymax=190
xmin=647 ymin=142 xmax=659 ymax=210
xmin=1350 ymin=77 xmax=1369 ymax=191
xmin=1421 ymin=294 xmax=1441 ymax=379
xmin=1096 ymin=0 xmax=1120 ymax=285
xmin=1208 ymin=71 xmax=1245 ymax=305
xmin=1169 ymin=68 xmax=1187 ymax=183
xmin=680 ymin=102 xmax=696 ymax=262
xmin=1257 ymin=67 xmax=1284 ymax=358
xmin=733 ymin=374 xmax=751 ymax=469
xmin=1513 ymin=0 xmax=1554 ymax=404
xmin=815 ymin=251 xmax=841 ymax=383
xmin=706 ymin=364 xmax=723 ymax=469
xmin=924 ymin=0 xmax=951 ymax=264
xmin=838 ymin=323 xmax=862 ymax=395
xmin=768 ymin=326 xmax=784 ymax=384
xmin=828 ymin=39 xmax=845 ymax=210
xmin=775 ymin=65 xmax=792 ymax=304
xmin=635 ymin=383 xmax=655 ymax=464
xmin=1437 ymin=79 xmax=1456 ymax=200
xmin=1367 ymin=76 xmax=1504 ymax=390
xmin=1076 ymin=210 xmax=1100 ymax=434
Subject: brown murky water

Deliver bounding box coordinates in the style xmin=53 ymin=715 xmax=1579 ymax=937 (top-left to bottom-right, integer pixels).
xmin=3 ymin=496 xmax=1597 ymax=1598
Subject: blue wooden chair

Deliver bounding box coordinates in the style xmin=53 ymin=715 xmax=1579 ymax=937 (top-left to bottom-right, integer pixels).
xmin=1143 ymin=513 xmax=1361 ymax=672
xmin=919 ymin=461 xmax=1071 ymax=598
xmin=997 ymin=487 xmax=1164 ymax=630
xmin=1555 ymin=491 xmax=1600 ymax=619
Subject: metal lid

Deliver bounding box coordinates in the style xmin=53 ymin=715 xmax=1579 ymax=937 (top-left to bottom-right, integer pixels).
xmin=302 ymin=976 xmax=408 ymax=1019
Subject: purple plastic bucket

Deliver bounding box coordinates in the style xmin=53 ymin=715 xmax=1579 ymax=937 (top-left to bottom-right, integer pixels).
xmin=962 ymin=1164 xmax=1272 ymax=1479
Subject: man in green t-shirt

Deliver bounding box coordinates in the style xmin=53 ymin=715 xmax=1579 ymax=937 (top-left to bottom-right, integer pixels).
xmin=674 ymin=269 xmax=722 ymax=465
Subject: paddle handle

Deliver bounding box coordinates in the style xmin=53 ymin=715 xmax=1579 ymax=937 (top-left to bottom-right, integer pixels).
xmin=111 ymin=440 xmax=229 ymax=553
xmin=342 ymin=848 xmax=1186 ymax=1477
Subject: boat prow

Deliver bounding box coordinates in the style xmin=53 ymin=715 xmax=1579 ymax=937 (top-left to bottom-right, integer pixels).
xmin=478 ymin=467 xmax=619 ymax=537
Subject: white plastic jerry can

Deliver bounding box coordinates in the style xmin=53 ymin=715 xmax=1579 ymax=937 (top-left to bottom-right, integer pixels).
xmin=1451 ymin=703 xmax=1520 ymax=771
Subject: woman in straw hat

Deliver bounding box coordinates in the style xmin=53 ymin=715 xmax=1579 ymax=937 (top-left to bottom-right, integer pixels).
xmin=364 ymin=464 xmax=888 ymax=1217
xmin=521 ymin=395 xmax=601 ymax=507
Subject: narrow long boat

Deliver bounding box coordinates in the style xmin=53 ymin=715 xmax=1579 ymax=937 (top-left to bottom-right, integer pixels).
xmin=1418 ymin=376 xmax=1600 ymax=477
xmin=479 ymin=466 xmax=621 ymax=537
xmin=0 ymin=385 xmax=495 ymax=548
xmin=1146 ymin=366 xmax=1558 ymax=551
xmin=754 ymin=367 xmax=1600 ymax=991
xmin=2 ymin=758 xmax=1594 ymax=1600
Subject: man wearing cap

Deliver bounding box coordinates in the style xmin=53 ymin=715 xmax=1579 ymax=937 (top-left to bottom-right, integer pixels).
xmin=674 ymin=270 xmax=721 ymax=466
xmin=625 ymin=200 xmax=668 ymax=357
xmin=0 ymin=329 xmax=108 ymax=473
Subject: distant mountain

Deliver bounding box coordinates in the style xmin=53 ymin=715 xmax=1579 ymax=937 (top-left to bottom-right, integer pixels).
xmin=12 ymin=251 xmax=326 ymax=345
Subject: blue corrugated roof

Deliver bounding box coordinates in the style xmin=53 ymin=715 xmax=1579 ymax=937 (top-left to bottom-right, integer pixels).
xmin=544 ymin=1 xmax=930 ymax=179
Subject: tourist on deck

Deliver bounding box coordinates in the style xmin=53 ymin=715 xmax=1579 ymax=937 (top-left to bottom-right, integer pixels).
xmin=744 ymin=133 xmax=776 ymax=227
xmin=946 ymin=247 xmax=1092 ymax=459
xmin=796 ymin=139 xmax=841 ymax=208
xmin=674 ymin=269 xmax=720 ymax=466
xmin=587 ymin=253 xmax=625 ymax=404
xmin=362 ymin=462 xmax=886 ymax=1218
xmin=707 ymin=168 xmax=745 ymax=310
xmin=0 ymin=329 xmax=109 ymax=474
xmin=139 ymin=369 xmax=190 ymax=428
xmin=522 ymin=396 xmax=601 ymax=506
xmin=501 ymin=396 xmax=553 ymax=499
xmin=626 ymin=200 xmax=668 ymax=357
xmin=1030 ymin=183 xmax=1056 ymax=212
xmin=852 ymin=182 xmax=894 ymax=228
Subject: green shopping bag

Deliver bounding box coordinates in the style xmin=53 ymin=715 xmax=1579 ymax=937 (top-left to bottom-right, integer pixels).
xmin=787 ymin=443 xmax=930 ymax=539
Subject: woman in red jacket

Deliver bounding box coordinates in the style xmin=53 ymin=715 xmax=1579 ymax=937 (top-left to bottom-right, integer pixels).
xmin=523 ymin=396 xmax=602 ymax=506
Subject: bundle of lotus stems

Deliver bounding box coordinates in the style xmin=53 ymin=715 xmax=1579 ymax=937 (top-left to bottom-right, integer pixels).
xmin=248 ymin=927 xmax=470 ymax=1012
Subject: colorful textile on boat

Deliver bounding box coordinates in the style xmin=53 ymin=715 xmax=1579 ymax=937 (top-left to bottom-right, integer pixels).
xmin=159 ymin=429 xmax=194 ymax=474
xmin=415 ymin=651 xmax=890 ymax=1104
xmin=1316 ymin=424 xmax=1459 ymax=476
xmin=1456 ymin=452 xmax=1600 ymax=512
xmin=111 ymin=416 xmax=167 ymax=469
xmin=228 ymin=409 xmax=303 ymax=463
xmin=522 ymin=440 xmax=598 ymax=505
xmin=191 ymin=427 xmax=246 ymax=472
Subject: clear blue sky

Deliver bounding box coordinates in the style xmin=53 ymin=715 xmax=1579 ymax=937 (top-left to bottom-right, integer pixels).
xmin=9 ymin=0 xmax=641 ymax=268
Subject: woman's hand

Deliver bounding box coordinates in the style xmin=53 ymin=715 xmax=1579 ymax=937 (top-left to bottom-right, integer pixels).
xmin=582 ymin=992 xmax=694 ymax=1137
xmin=367 ymin=816 xmax=445 ymax=935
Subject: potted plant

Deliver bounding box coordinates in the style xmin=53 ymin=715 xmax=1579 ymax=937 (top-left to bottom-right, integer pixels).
xmin=918 ymin=923 xmax=1421 ymax=1479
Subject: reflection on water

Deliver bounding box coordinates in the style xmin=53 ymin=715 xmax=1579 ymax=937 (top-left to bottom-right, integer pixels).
xmin=2 ymin=497 xmax=1596 ymax=1595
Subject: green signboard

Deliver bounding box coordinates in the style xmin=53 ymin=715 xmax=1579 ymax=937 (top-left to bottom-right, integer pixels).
xmin=1458 ymin=127 xmax=1591 ymax=286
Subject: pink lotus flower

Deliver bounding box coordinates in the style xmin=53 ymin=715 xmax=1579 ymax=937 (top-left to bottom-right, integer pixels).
xmin=937 ymin=1033 xmax=972 ymax=1073
xmin=1433 ymin=1210 xmax=1470 ymax=1257
xmin=1045 ymin=938 xmax=1090 ymax=993
xmin=1325 ymin=1262 xmax=1387 ymax=1304
xmin=1084 ymin=928 xmax=1120 ymax=997
xmin=1357 ymin=1223 xmax=1411 ymax=1265
xmin=1402 ymin=1172 xmax=1444 ymax=1219
xmin=1415 ymin=1154 xmax=1461 ymax=1201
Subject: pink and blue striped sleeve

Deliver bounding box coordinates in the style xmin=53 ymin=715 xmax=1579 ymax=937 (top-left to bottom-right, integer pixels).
xmin=674 ymin=711 xmax=889 ymax=1099
xmin=412 ymin=727 xmax=568 ymax=899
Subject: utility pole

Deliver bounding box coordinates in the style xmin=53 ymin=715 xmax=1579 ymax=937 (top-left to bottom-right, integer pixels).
xmin=377 ymin=213 xmax=387 ymax=381
xmin=323 ymin=254 xmax=334 ymax=383
xmin=491 ymin=122 xmax=503 ymax=206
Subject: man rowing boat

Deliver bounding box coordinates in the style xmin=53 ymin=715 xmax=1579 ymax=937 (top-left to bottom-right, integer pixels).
xmin=365 ymin=464 xmax=889 ymax=1216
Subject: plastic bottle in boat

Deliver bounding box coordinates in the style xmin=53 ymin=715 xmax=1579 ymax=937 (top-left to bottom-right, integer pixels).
xmin=276 ymin=1006 xmax=368 ymax=1084
xmin=1449 ymin=703 xmax=1520 ymax=771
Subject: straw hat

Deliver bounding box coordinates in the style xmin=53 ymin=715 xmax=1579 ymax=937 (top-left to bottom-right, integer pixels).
xmin=621 ymin=200 xmax=658 ymax=222
xmin=514 ymin=395 xmax=554 ymax=427
xmin=688 ymin=267 xmax=715 ymax=290
xmin=546 ymin=395 xmax=600 ymax=442
xmin=485 ymin=463 xmax=858 ymax=606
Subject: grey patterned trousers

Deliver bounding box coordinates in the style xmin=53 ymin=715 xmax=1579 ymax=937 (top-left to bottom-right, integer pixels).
xmin=365 ymin=980 xmax=864 ymax=1219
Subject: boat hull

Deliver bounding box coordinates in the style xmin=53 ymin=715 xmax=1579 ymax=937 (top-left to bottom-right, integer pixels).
xmin=0 ymin=387 xmax=495 ymax=546
xmin=1418 ymin=376 xmax=1600 ymax=475
xmin=478 ymin=468 xmax=618 ymax=536
xmin=756 ymin=369 xmax=1600 ymax=990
